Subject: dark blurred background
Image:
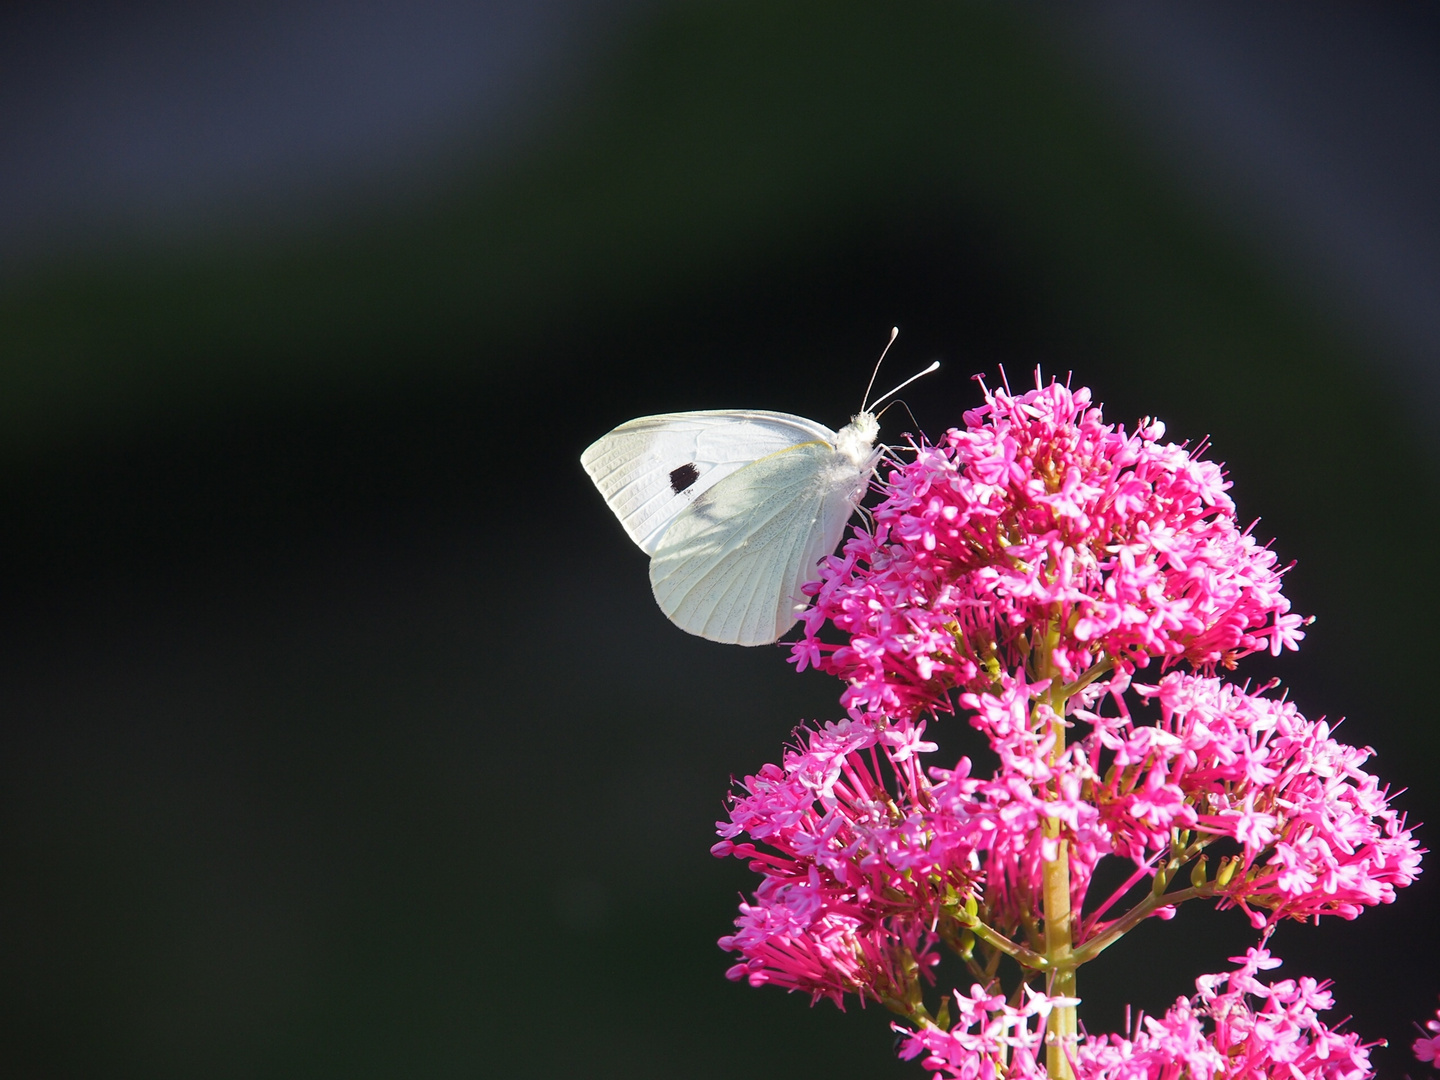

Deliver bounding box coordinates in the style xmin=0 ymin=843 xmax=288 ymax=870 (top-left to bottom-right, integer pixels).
xmin=0 ymin=2 xmax=1436 ymax=1076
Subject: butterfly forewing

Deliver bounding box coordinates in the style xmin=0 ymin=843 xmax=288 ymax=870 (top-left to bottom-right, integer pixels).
xmin=580 ymin=410 xmax=837 ymax=554
xmin=648 ymin=440 xmax=866 ymax=646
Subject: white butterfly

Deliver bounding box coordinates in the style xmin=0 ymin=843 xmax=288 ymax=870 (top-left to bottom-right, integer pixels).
xmin=581 ymin=335 xmax=936 ymax=646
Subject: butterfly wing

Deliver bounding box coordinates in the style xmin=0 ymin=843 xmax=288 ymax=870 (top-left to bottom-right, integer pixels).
xmin=580 ymin=410 xmax=837 ymax=554
xmin=648 ymin=440 xmax=871 ymax=646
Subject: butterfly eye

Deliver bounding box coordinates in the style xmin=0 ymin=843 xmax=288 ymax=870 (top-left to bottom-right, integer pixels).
xmin=669 ymin=463 xmax=700 ymax=494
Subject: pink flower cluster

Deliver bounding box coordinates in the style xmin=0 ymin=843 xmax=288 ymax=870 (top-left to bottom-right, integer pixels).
xmin=714 ymin=375 xmax=1421 ymax=1080
xmin=792 ymin=377 xmax=1306 ymax=720
xmin=1090 ymin=673 xmax=1420 ymax=927
xmin=715 ymin=673 xmax=1416 ymax=999
xmin=714 ymin=717 xmax=953 ymax=1008
xmin=896 ymin=949 xmax=1375 ymax=1080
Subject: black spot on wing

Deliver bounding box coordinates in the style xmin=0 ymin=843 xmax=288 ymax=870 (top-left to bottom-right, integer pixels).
xmin=669 ymin=463 xmax=700 ymax=494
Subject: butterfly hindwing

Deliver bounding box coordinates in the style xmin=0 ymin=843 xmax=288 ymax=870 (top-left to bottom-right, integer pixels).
xmin=648 ymin=440 xmax=857 ymax=646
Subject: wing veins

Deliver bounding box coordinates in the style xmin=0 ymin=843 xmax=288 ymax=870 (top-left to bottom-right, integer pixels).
xmin=653 ymin=450 xmax=834 ymax=644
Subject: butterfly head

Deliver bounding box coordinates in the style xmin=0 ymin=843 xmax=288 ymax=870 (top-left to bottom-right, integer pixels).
xmin=835 ymin=411 xmax=880 ymax=466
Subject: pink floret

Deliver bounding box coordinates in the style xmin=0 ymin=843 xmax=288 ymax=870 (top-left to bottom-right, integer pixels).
xmin=1413 ymin=999 xmax=1440 ymax=1067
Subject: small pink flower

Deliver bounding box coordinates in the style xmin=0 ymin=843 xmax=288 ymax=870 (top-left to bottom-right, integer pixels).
xmin=1413 ymin=999 xmax=1440 ymax=1067
xmin=1419 ymin=1034 xmax=1440 ymax=1065
xmin=893 ymin=984 xmax=1063 ymax=1078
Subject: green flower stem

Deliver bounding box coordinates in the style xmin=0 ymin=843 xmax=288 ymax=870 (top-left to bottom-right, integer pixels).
xmin=1058 ymin=657 xmax=1116 ymax=699
xmin=956 ymin=911 xmax=1051 ymax=972
xmin=1070 ymin=884 xmax=1205 ymax=966
xmin=1039 ymin=638 xmax=1077 ymax=1080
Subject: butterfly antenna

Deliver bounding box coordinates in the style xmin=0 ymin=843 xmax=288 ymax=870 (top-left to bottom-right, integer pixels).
xmin=868 ymin=360 xmax=940 ymax=413
xmin=877 ymin=398 xmax=924 ymax=437
xmin=860 ymin=327 xmax=901 ymax=413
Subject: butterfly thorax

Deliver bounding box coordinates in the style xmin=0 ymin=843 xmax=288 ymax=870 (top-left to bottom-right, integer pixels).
xmin=835 ymin=412 xmax=880 ymax=466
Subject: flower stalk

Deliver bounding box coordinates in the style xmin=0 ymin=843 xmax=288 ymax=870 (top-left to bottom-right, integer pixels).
xmin=1040 ymin=673 xmax=1077 ymax=1078
xmin=1041 ymin=821 xmax=1076 ymax=1078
